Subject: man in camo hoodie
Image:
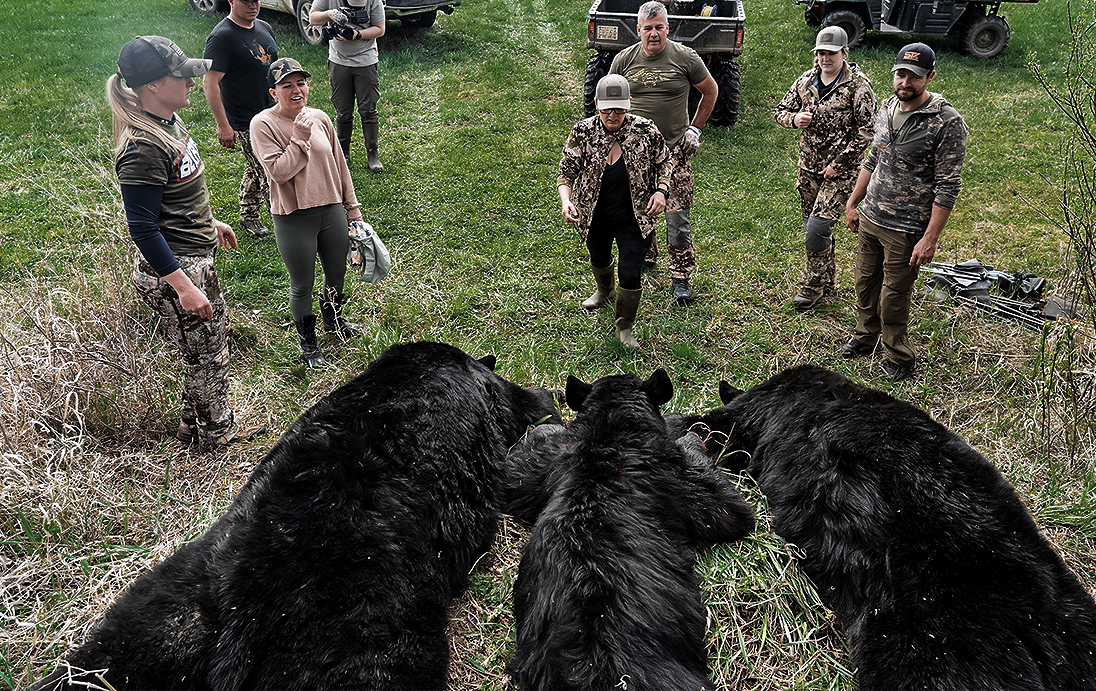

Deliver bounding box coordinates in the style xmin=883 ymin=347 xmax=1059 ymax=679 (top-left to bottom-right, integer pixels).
xmin=775 ymin=26 xmax=876 ymax=311
xmin=843 ymin=42 xmax=968 ymax=381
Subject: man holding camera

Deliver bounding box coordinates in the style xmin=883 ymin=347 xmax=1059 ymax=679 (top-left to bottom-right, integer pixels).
xmin=203 ymin=0 xmax=278 ymax=238
xmin=310 ymin=0 xmax=386 ymax=173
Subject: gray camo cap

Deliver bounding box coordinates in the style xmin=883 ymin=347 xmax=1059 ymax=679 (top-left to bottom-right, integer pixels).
xmin=117 ymin=36 xmax=211 ymax=88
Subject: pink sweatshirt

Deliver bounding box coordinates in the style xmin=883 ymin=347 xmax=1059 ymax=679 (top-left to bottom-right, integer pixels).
xmin=250 ymin=106 xmax=361 ymax=218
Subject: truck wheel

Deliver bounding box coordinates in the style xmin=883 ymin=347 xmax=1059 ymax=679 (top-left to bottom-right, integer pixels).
xmin=404 ymin=10 xmax=438 ymax=29
xmin=584 ymin=51 xmax=615 ymax=118
xmin=804 ymin=6 xmax=823 ymax=27
xmin=296 ymin=0 xmax=323 ymax=46
xmin=962 ymin=15 xmax=1009 ymax=59
xmin=706 ymin=55 xmax=740 ymax=127
xmin=189 ymin=0 xmax=227 ymax=15
xmin=821 ymin=10 xmax=866 ymax=49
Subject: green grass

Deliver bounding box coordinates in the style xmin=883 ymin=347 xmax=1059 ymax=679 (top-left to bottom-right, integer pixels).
xmin=1 ymin=0 xmax=1094 ymax=688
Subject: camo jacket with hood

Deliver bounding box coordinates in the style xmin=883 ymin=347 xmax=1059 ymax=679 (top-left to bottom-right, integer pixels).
xmin=861 ymin=92 xmax=968 ymax=235
xmin=557 ymin=113 xmax=672 ymax=241
xmin=774 ymin=61 xmax=877 ymax=177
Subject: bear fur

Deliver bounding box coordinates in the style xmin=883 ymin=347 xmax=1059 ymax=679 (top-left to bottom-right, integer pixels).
xmin=504 ymin=370 xmax=756 ymax=691
xmin=681 ymin=364 xmax=1096 ymax=691
xmin=34 ymin=341 xmax=561 ymax=691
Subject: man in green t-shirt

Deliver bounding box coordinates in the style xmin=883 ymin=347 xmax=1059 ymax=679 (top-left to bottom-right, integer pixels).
xmin=610 ymin=0 xmax=718 ymax=303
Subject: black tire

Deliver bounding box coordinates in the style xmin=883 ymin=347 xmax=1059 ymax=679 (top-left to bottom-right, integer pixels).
xmin=804 ymin=6 xmax=823 ymax=27
xmin=706 ymin=55 xmax=740 ymax=127
xmin=820 ymin=9 xmax=867 ymax=49
xmin=296 ymin=0 xmax=323 ymax=46
xmin=189 ymin=0 xmax=227 ymax=15
xmin=584 ymin=51 xmax=615 ymax=118
xmin=962 ymin=14 xmax=1009 ymax=59
xmin=403 ymin=10 xmax=438 ymax=29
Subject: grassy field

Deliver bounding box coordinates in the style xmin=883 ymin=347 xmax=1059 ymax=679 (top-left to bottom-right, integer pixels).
xmin=1 ymin=0 xmax=1094 ymax=687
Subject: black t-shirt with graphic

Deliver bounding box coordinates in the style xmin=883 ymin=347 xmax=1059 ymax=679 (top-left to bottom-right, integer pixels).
xmin=204 ymin=18 xmax=277 ymax=131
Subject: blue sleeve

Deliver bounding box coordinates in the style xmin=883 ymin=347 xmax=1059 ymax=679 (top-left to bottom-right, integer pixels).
xmin=120 ymin=184 xmax=180 ymax=277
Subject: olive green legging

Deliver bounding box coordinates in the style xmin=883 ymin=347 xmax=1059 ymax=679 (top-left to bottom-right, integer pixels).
xmin=273 ymin=203 xmax=350 ymax=322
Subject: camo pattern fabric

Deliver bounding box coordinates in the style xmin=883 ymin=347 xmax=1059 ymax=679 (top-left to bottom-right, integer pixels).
xmin=236 ymin=128 xmax=270 ymax=224
xmin=860 ymin=92 xmax=967 ymax=235
xmin=801 ymin=240 xmax=836 ymax=293
xmin=132 ymin=250 xmax=237 ymax=441
xmin=796 ymin=168 xmax=856 ymax=221
xmin=774 ymin=62 xmax=876 ymax=178
xmin=665 ymin=139 xmax=694 ymax=212
xmin=557 ymin=113 xmax=672 ymax=241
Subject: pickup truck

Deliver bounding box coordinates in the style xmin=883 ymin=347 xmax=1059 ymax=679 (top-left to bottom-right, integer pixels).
xmin=584 ymin=0 xmax=745 ymax=126
xmin=189 ymin=0 xmax=459 ymax=43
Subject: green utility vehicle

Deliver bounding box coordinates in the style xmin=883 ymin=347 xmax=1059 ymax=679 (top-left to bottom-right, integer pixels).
xmin=584 ymin=0 xmax=745 ymax=126
xmin=801 ymin=0 xmax=1038 ymax=58
xmin=189 ymin=0 xmax=458 ymax=44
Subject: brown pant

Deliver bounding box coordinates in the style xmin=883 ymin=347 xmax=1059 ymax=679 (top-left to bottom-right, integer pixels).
xmin=853 ymin=216 xmax=921 ymax=367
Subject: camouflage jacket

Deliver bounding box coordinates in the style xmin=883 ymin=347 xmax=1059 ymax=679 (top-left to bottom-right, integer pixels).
xmin=557 ymin=114 xmax=672 ymax=240
xmin=861 ymin=93 xmax=968 ymax=234
xmin=774 ymin=62 xmax=876 ymax=177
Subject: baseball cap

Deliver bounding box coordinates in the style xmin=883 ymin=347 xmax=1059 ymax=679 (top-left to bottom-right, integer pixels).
xmin=117 ymin=36 xmax=211 ymax=89
xmin=268 ymin=58 xmax=312 ymax=88
xmin=812 ymin=26 xmax=847 ymax=52
xmin=595 ymin=74 xmax=630 ymax=110
xmin=892 ymin=42 xmax=936 ymax=76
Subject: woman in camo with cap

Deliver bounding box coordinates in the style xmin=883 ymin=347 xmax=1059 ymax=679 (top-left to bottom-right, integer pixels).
xmin=775 ymin=26 xmax=876 ymax=311
xmin=107 ymin=35 xmax=265 ymax=449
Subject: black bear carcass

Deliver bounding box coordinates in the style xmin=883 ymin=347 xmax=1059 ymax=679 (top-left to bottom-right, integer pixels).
xmin=681 ymin=364 xmax=1096 ymax=691
xmin=33 ymin=341 xmax=561 ymax=691
xmin=504 ymin=370 xmax=756 ymax=691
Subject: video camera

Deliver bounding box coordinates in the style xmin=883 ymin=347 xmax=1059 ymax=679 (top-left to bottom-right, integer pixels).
xmin=321 ymin=7 xmax=373 ymax=45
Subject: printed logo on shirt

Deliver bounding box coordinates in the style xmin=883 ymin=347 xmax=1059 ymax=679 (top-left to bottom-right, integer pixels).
xmin=254 ymin=43 xmax=275 ymax=65
xmin=175 ymin=134 xmax=203 ymax=182
xmin=623 ymin=66 xmax=677 ymax=89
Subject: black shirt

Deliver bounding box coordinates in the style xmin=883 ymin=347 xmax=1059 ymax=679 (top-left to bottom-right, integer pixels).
xmin=204 ymin=18 xmax=278 ymax=131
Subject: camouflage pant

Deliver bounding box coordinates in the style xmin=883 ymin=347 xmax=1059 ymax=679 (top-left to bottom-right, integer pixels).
xmin=236 ymin=128 xmax=270 ymax=224
xmin=133 ymin=251 xmax=236 ymax=440
xmin=646 ymin=141 xmax=697 ymax=280
xmin=795 ymin=167 xmax=856 ymax=221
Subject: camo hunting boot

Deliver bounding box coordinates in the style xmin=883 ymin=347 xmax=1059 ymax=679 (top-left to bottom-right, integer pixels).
xmin=792 ymin=244 xmax=836 ymax=311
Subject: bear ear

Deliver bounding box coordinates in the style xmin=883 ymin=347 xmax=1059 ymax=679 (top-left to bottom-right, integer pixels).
xmin=477 ymin=355 xmax=497 ymax=372
xmin=565 ymin=375 xmax=591 ymax=412
xmin=718 ymin=380 xmax=743 ymax=405
xmin=643 ymin=369 xmax=673 ymax=408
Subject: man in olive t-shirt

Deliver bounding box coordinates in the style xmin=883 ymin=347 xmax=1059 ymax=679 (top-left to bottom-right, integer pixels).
xmin=610 ymin=0 xmax=718 ymax=303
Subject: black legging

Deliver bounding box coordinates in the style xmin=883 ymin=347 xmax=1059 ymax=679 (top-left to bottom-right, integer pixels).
xmin=586 ymin=219 xmax=646 ymax=291
xmin=273 ymin=203 xmax=349 ymax=321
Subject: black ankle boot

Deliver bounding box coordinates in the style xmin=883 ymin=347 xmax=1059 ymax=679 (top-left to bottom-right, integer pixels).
xmin=295 ymin=315 xmax=328 ymax=368
xmin=321 ymin=290 xmax=362 ymax=338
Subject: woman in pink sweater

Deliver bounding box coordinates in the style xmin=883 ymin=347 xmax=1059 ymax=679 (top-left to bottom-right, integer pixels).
xmin=251 ymin=57 xmax=364 ymax=368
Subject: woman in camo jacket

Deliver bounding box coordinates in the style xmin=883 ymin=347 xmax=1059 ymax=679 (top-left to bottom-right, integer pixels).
xmin=557 ymin=74 xmax=672 ymax=350
xmin=775 ymin=25 xmax=876 ymax=311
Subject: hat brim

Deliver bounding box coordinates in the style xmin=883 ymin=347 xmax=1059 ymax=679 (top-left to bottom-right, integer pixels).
xmin=892 ymin=64 xmax=931 ymax=76
xmin=274 ymin=69 xmax=312 ymax=85
xmin=811 ymin=44 xmax=846 ymax=53
xmin=172 ymin=58 xmax=212 ymax=80
xmin=596 ymin=98 xmax=630 ymax=110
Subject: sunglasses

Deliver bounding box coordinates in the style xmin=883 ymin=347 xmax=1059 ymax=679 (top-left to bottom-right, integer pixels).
xmin=599 ymin=108 xmax=627 ymax=115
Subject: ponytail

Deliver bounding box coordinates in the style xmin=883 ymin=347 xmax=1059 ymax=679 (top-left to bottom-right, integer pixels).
xmin=106 ymin=73 xmax=186 ymax=159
